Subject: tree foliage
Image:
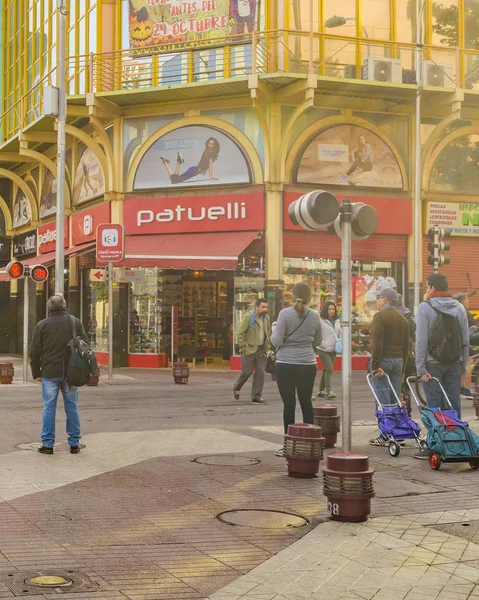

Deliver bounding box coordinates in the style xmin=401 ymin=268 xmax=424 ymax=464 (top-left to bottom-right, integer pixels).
xmin=431 ymin=135 xmax=479 ymax=193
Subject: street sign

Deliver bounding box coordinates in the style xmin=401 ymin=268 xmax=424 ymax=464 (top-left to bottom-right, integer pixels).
xmin=90 ymin=268 xmax=107 ymax=282
xmin=96 ymin=223 xmax=125 ymax=263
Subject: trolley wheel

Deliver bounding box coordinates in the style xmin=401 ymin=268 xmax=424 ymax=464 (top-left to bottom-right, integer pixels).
xmin=429 ymin=453 xmax=442 ymax=470
xmin=388 ymin=442 xmax=401 ymax=457
xmin=419 ymin=440 xmax=428 ymax=451
xmin=469 ymin=462 xmax=479 ymax=470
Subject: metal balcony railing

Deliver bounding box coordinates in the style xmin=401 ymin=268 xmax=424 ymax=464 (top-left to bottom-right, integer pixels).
xmin=2 ymin=30 xmax=479 ymax=145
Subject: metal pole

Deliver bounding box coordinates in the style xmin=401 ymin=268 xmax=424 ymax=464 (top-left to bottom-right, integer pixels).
xmin=108 ymin=263 xmax=113 ymax=381
xmin=413 ymin=0 xmax=426 ymax=308
xmin=23 ymin=275 xmax=29 ymax=384
xmin=171 ymin=306 xmax=174 ymax=367
xmin=341 ymin=201 xmax=352 ymax=452
xmin=55 ymin=0 xmax=67 ymax=296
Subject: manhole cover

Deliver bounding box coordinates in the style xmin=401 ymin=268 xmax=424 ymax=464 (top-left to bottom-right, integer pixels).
xmin=429 ymin=520 xmax=479 ymax=543
xmin=217 ymin=509 xmax=309 ymax=528
xmin=28 ymin=576 xmax=72 ymax=587
xmin=1 ymin=572 xmax=98 ymax=596
xmin=193 ymin=455 xmax=261 ymax=466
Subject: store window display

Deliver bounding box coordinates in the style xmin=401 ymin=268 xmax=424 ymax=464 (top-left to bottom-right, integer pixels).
xmin=87 ymin=281 xmax=109 ymax=353
xmin=283 ymin=258 xmax=403 ymax=356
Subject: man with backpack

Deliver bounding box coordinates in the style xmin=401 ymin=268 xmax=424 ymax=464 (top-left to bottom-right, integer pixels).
xmin=30 ymin=295 xmax=91 ymax=454
xmin=233 ymin=298 xmax=270 ymax=404
xmin=416 ymin=274 xmax=469 ymax=418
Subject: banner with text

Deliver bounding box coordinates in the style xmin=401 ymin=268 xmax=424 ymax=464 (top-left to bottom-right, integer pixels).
xmin=425 ymin=202 xmax=479 ymax=236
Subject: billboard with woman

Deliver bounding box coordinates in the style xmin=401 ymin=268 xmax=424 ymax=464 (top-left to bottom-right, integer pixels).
xmin=295 ymin=125 xmax=403 ymax=189
xmin=133 ymin=125 xmax=252 ymax=189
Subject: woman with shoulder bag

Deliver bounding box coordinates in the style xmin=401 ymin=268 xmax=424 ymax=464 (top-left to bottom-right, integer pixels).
xmin=316 ymin=302 xmax=341 ymax=400
xmin=271 ymin=282 xmax=322 ymax=456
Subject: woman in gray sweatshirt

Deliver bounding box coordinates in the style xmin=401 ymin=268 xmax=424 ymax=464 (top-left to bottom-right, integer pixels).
xmin=271 ymin=282 xmax=322 ymax=453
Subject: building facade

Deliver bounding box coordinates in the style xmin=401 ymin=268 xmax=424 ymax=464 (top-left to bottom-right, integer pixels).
xmin=0 ymin=0 xmax=478 ymax=368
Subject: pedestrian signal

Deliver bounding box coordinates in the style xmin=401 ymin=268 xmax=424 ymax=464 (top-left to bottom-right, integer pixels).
xmin=6 ymin=261 xmax=24 ymax=279
xmin=30 ymin=264 xmax=49 ymax=283
xmin=288 ymin=190 xmax=340 ymax=231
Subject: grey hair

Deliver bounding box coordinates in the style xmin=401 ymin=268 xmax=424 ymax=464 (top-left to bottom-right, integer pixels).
xmin=47 ymin=295 xmax=67 ymax=313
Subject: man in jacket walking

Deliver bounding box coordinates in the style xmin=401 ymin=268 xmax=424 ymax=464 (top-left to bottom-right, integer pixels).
xmin=30 ymin=295 xmax=88 ymax=454
xmin=416 ymin=274 xmax=469 ymax=418
xmin=233 ymin=298 xmax=270 ymax=404
xmin=369 ymin=287 xmax=410 ymax=446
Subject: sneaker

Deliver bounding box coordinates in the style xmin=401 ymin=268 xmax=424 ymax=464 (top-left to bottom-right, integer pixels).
xmin=274 ymin=447 xmax=284 ymax=457
xmin=252 ymin=397 xmax=267 ymax=404
xmin=70 ymin=446 xmax=80 ymax=454
xmin=177 ymin=152 xmax=184 ymax=164
xmin=233 ymin=388 xmax=240 ymax=400
xmin=339 ymin=174 xmax=348 ymax=181
xmin=461 ymin=394 xmax=473 ymax=401
xmin=325 ymin=391 xmax=337 ymax=399
xmin=369 ymin=437 xmax=387 ymax=446
xmin=316 ymin=391 xmax=326 ymax=398
xmin=413 ymin=448 xmax=430 ymax=460
xmin=38 ymin=446 xmax=53 ymax=455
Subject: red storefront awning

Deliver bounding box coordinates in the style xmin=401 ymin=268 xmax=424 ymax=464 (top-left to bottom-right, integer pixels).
xmin=20 ymin=242 xmax=96 ymax=267
xmin=122 ymin=232 xmax=260 ymax=270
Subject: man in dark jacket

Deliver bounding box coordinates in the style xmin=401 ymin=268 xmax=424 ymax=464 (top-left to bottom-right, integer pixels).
xmin=369 ymin=287 xmax=410 ymax=446
xmin=30 ymin=295 xmax=88 ymax=455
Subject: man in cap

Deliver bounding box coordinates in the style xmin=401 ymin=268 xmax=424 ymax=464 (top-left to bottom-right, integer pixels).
xmin=369 ymin=287 xmax=411 ymax=446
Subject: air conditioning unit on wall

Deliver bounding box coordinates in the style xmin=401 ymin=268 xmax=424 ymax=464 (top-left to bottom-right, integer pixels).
xmin=421 ymin=61 xmax=455 ymax=87
xmin=363 ymin=56 xmax=403 ymax=84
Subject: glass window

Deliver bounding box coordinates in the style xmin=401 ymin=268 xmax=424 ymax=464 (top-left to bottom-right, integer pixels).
xmin=323 ymin=0 xmax=357 ymax=37
xmin=129 ymin=268 xmax=163 ymax=354
xmin=432 ymin=0 xmax=459 ymax=47
xmin=233 ymin=275 xmax=265 ymax=354
xmin=283 ymin=258 xmax=404 ymax=356
xmin=363 ymin=0 xmax=391 ymax=39
xmin=88 ymin=7 xmax=97 ymax=53
xmin=87 ymin=280 xmax=109 ymax=352
xmin=464 ymin=0 xmax=479 ymax=49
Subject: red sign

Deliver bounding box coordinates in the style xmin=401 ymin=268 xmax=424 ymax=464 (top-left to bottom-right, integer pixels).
xmin=124 ymin=192 xmax=265 ymax=235
xmin=283 ymin=192 xmax=412 ymax=235
xmin=71 ymin=203 xmax=111 ymax=246
xmin=96 ymin=224 xmax=125 ymax=263
xmin=38 ymin=219 xmax=69 ymax=254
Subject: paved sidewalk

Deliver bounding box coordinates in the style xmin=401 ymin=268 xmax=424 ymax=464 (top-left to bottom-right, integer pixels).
xmin=0 ymin=356 xmax=478 ymax=599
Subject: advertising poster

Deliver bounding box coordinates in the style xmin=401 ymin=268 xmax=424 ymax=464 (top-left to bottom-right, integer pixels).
xmin=13 ymin=189 xmax=32 ymax=229
xmin=73 ymin=148 xmax=105 ymax=205
xmin=426 ymin=201 xmax=479 ymax=236
xmin=39 ymin=172 xmax=57 ymax=218
xmin=133 ymin=125 xmax=252 ymax=189
xmin=296 ymin=125 xmax=403 ymax=189
xmin=128 ymin=0 xmax=258 ymax=53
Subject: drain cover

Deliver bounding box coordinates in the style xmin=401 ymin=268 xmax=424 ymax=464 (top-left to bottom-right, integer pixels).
xmin=429 ymin=520 xmax=479 ymax=543
xmin=193 ymin=455 xmax=261 ymax=466
xmin=217 ymin=509 xmax=309 ymax=528
xmin=1 ymin=572 xmax=98 ymax=596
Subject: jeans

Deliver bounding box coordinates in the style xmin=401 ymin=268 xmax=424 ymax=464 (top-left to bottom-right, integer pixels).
xmin=317 ymin=350 xmax=336 ymax=393
xmin=423 ymin=361 xmax=462 ymax=418
xmin=234 ymin=348 xmax=267 ymax=400
xmin=275 ymin=363 xmax=317 ymax=433
xmin=41 ymin=377 xmax=81 ymax=448
xmin=371 ymin=358 xmax=403 ymax=406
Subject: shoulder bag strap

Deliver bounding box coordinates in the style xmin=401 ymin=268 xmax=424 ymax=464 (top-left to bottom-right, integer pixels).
xmin=284 ymin=309 xmax=312 ymax=342
xmin=324 ymin=319 xmax=340 ymax=342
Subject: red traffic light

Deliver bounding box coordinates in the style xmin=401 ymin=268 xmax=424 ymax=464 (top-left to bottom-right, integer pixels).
xmin=30 ymin=264 xmax=49 ymax=283
xmin=6 ymin=261 xmax=25 ymax=279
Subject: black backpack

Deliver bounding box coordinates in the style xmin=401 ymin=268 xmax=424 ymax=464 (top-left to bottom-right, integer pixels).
xmin=65 ymin=316 xmax=98 ymax=387
xmin=427 ymin=302 xmax=463 ymax=364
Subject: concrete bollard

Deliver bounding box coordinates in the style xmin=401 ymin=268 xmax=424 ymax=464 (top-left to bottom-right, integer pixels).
xmin=314 ymin=404 xmax=341 ymax=448
xmin=173 ymin=362 xmax=190 ymax=384
xmin=322 ymin=452 xmax=375 ymax=522
xmin=284 ymin=423 xmax=325 ymax=479
xmin=0 ymin=363 xmax=14 ymax=384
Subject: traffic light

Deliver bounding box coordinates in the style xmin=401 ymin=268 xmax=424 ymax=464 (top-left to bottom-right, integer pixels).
xmin=331 ymin=202 xmax=379 ymax=241
xmin=5 ymin=261 xmax=25 ymax=279
xmin=288 ymin=190 xmax=340 ymax=231
xmin=30 ymin=264 xmax=49 ymax=283
xmin=427 ymin=227 xmax=451 ymax=273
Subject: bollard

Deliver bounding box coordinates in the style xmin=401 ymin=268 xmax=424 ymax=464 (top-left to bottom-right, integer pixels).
xmin=0 ymin=363 xmax=14 ymax=384
xmin=284 ymin=423 xmax=325 ymax=479
xmin=322 ymin=452 xmax=375 ymax=522
xmin=314 ymin=404 xmax=341 ymax=448
xmin=173 ymin=361 xmax=190 ymax=385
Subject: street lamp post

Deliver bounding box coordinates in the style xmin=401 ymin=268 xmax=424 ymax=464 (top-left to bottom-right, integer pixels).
xmin=55 ymin=0 xmax=68 ymax=296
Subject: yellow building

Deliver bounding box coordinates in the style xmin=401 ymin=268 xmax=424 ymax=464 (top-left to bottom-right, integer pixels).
xmin=0 ymin=0 xmax=478 ymax=367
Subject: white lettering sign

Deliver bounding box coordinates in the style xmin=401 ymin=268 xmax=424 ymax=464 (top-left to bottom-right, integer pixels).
xmin=136 ymin=201 xmax=247 ymax=227
xmin=318 ymin=143 xmax=350 ymax=163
